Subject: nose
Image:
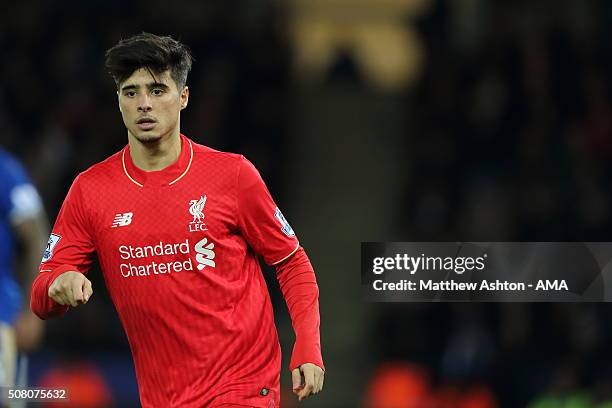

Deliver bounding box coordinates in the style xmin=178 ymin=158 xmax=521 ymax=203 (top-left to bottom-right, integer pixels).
xmin=137 ymin=94 xmax=152 ymax=112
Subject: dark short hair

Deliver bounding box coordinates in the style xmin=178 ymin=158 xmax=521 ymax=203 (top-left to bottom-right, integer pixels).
xmin=105 ymin=32 xmax=193 ymax=89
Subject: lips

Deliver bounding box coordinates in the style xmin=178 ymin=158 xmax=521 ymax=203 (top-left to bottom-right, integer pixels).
xmin=136 ymin=117 xmax=157 ymax=130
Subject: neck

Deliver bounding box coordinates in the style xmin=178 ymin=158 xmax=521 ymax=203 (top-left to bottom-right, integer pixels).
xmin=128 ymin=131 xmax=182 ymax=171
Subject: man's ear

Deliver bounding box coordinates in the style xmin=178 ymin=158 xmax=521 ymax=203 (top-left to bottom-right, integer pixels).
xmin=180 ymin=86 xmax=189 ymax=110
xmin=117 ymin=90 xmax=122 ymax=112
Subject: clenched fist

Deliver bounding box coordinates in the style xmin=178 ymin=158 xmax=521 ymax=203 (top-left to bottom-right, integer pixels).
xmin=48 ymin=271 xmax=93 ymax=307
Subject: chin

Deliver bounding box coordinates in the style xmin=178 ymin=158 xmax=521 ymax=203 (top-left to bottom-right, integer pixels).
xmin=135 ymin=134 xmax=163 ymax=144
xmin=130 ymin=129 xmax=163 ymax=144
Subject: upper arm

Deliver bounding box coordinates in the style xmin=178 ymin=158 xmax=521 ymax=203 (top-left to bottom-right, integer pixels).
xmin=40 ymin=175 xmax=96 ymax=273
xmin=236 ymin=156 xmax=300 ymax=265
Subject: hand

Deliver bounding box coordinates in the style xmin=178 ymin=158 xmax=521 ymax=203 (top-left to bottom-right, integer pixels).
xmin=292 ymin=363 xmax=324 ymax=401
xmin=14 ymin=310 xmax=44 ymax=351
xmin=48 ymin=271 xmax=93 ymax=307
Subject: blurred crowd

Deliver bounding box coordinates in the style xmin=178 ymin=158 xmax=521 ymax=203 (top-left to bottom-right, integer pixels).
xmin=2 ymin=0 xmax=612 ymax=406
xmin=367 ymin=1 xmax=612 ymax=407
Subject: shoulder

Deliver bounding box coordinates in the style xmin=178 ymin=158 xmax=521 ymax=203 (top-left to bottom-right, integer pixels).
xmin=0 ymin=149 xmax=29 ymax=183
xmin=0 ymin=150 xmax=39 ymax=215
xmin=189 ymin=139 xmax=253 ymax=179
xmin=70 ymin=150 xmax=124 ymax=194
xmin=191 ymin=140 xmax=244 ymax=165
xmin=189 ymin=140 xmax=266 ymax=188
xmin=0 ymin=149 xmax=16 ymax=168
xmin=0 ymin=149 xmax=19 ymax=166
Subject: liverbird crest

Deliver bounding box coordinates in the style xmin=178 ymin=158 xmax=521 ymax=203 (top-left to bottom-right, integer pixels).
xmin=189 ymin=195 xmax=207 ymax=224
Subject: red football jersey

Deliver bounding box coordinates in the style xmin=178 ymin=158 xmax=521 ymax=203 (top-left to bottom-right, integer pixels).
xmin=31 ymin=135 xmax=323 ymax=407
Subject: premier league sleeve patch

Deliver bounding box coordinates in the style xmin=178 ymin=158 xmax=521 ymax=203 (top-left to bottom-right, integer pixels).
xmin=42 ymin=233 xmax=61 ymax=262
xmin=274 ymin=207 xmax=295 ymax=237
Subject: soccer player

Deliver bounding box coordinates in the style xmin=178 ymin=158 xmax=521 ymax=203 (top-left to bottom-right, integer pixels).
xmin=30 ymin=33 xmax=324 ymax=407
xmin=0 ymin=149 xmax=48 ymax=407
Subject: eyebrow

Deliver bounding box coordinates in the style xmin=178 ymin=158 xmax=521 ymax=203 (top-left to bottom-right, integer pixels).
xmin=120 ymin=82 xmax=170 ymax=92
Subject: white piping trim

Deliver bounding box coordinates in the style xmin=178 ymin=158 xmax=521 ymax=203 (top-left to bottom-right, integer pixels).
xmin=271 ymin=243 xmax=300 ymax=265
xmin=121 ymin=139 xmax=193 ymax=187
xmin=169 ymin=140 xmax=193 ymax=185
xmin=40 ymin=269 xmax=52 ymax=272
xmin=122 ymin=149 xmax=144 ymax=187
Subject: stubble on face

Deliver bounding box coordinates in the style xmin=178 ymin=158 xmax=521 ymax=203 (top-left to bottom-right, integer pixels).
xmin=132 ymin=132 xmax=163 ymax=144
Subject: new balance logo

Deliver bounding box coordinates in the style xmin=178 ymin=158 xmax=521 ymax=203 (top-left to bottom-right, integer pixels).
xmin=112 ymin=212 xmax=133 ymax=228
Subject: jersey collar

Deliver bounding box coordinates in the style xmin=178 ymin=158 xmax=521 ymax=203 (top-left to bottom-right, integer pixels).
xmin=122 ymin=134 xmax=194 ymax=187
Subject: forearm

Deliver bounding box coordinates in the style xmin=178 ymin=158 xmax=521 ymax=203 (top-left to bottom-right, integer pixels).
xmin=275 ymin=247 xmax=324 ymax=371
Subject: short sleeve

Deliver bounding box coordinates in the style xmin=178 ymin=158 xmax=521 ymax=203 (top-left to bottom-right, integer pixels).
xmin=236 ymin=157 xmax=299 ymax=265
xmin=40 ymin=175 xmax=96 ymax=274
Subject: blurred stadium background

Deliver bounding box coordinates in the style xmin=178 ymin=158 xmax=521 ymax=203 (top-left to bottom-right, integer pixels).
xmin=3 ymin=0 xmax=612 ymax=406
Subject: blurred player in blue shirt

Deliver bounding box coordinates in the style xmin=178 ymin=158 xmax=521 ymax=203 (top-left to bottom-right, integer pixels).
xmin=0 ymin=148 xmax=48 ymax=405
